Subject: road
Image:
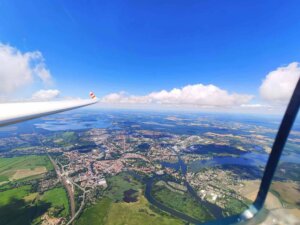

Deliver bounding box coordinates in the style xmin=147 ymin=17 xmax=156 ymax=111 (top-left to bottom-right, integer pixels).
xmin=66 ymin=189 xmax=88 ymax=225
xmin=48 ymin=155 xmax=76 ymax=225
xmin=51 ymin=156 xmax=90 ymax=225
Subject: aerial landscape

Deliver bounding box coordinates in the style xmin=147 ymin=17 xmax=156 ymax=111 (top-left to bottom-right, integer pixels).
xmin=1 ymin=1 xmax=300 ymax=225
xmin=0 ymin=110 xmax=299 ymax=225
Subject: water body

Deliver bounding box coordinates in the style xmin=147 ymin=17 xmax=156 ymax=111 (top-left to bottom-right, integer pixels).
xmin=127 ymin=172 xmax=207 ymax=223
xmin=143 ymin=175 xmax=223 ymax=222
xmin=188 ymin=151 xmax=300 ymax=173
xmin=145 ymin=178 xmax=202 ymax=224
xmin=123 ymin=189 xmax=138 ymax=203
xmin=184 ymin=144 xmax=248 ymax=155
xmin=32 ymin=113 xmax=113 ymax=131
xmin=34 ymin=118 xmax=110 ymax=131
xmin=161 ymin=158 xmax=187 ymax=174
xmin=159 ymin=155 xmax=224 ymax=221
xmin=280 ymin=151 xmax=300 ymax=164
xmin=188 ymin=152 xmax=267 ymax=172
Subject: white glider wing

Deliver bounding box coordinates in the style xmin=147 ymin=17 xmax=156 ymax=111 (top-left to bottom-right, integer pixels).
xmin=0 ymin=92 xmax=98 ymax=127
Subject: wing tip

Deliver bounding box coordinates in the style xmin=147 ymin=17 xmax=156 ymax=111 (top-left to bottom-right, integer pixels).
xmin=89 ymin=91 xmax=97 ymax=100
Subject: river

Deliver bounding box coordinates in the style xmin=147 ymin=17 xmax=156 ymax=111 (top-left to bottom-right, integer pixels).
xmin=129 ymin=152 xmax=224 ymax=225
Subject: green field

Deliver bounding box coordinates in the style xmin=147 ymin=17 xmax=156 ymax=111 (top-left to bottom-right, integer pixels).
xmin=0 ymin=185 xmax=48 ymax=225
xmin=0 ymin=155 xmax=53 ymax=183
xmin=52 ymin=131 xmax=78 ymax=146
xmin=105 ymin=172 xmax=143 ymax=202
xmin=76 ymin=195 xmax=184 ymax=225
xmin=0 ymin=174 xmax=9 ymax=182
xmin=41 ymin=187 xmax=70 ymax=217
xmin=76 ymin=173 xmax=184 ymax=225
xmin=0 ymin=185 xmax=31 ymax=205
xmin=0 ymin=185 xmax=69 ymax=225
xmin=221 ymin=196 xmax=250 ymax=216
xmin=0 ymin=156 xmax=69 ymax=225
xmin=0 ymin=155 xmax=53 ymax=172
xmin=152 ymin=183 xmax=214 ymax=222
xmin=76 ymin=198 xmax=112 ymax=225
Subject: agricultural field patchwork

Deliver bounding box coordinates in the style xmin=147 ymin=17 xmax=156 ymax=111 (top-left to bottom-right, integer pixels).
xmin=0 ymin=155 xmax=68 ymax=225
xmin=0 ymin=156 xmax=53 ymax=184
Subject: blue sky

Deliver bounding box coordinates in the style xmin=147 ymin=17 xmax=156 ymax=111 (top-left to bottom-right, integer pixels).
xmin=0 ymin=0 xmax=300 ymax=112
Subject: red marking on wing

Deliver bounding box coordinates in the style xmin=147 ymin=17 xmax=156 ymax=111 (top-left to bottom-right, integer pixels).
xmin=89 ymin=92 xmax=96 ymax=99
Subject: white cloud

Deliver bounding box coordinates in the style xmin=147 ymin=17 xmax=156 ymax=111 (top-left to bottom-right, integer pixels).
xmin=101 ymin=84 xmax=253 ymax=108
xmin=260 ymin=62 xmax=300 ymax=103
xmin=0 ymin=43 xmax=53 ymax=94
xmin=240 ymin=104 xmax=270 ymax=108
xmin=34 ymin=63 xmax=52 ymax=85
xmin=32 ymin=89 xmax=60 ymax=101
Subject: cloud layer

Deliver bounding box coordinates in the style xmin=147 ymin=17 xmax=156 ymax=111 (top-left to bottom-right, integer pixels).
xmin=0 ymin=43 xmax=52 ymax=94
xmin=101 ymin=84 xmax=253 ymax=108
xmin=260 ymin=62 xmax=300 ymax=103
xmin=32 ymin=89 xmax=60 ymax=101
xmin=1 ymin=41 xmax=298 ymax=113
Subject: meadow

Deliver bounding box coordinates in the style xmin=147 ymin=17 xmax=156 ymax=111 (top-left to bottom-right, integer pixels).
xmin=152 ymin=183 xmax=214 ymax=221
xmin=0 ymin=156 xmax=69 ymax=224
xmin=104 ymin=172 xmax=143 ymax=202
xmin=41 ymin=187 xmax=70 ymax=218
xmin=0 ymin=185 xmax=69 ymax=225
xmin=0 ymin=185 xmax=49 ymax=225
xmin=221 ymin=196 xmax=250 ymax=216
xmin=0 ymin=155 xmax=53 ymax=183
xmin=76 ymin=172 xmax=184 ymax=225
xmin=76 ymin=194 xmax=184 ymax=225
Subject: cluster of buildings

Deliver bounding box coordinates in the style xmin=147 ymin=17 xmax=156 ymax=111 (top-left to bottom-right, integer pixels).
xmin=52 ymin=128 xmax=191 ymax=190
xmin=62 ymin=151 xmax=107 ymax=189
xmin=186 ymin=168 xmax=245 ymax=207
xmin=93 ymin=159 xmax=124 ymax=175
xmin=0 ymin=124 xmax=263 ymax=213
